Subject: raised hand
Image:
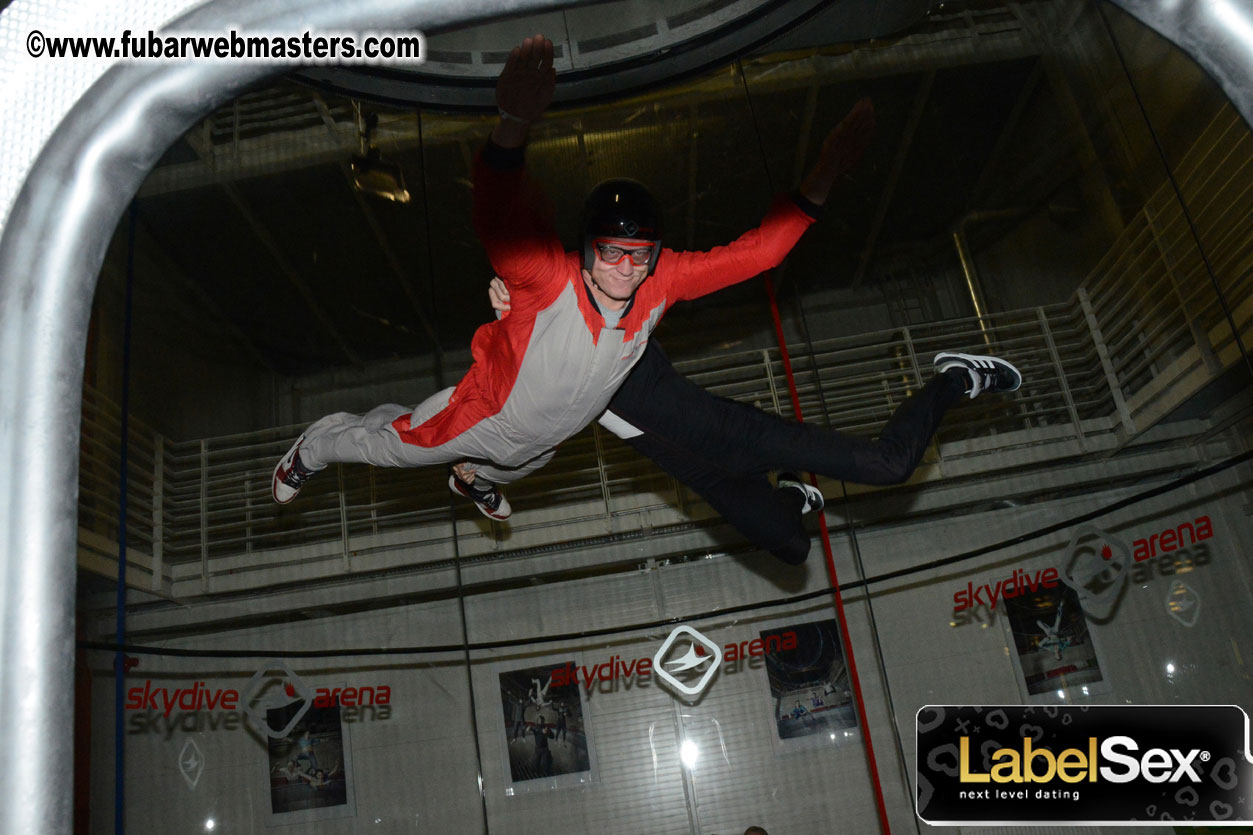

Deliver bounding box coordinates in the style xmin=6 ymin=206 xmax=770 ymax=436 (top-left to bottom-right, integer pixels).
xmin=800 ymin=97 xmax=876 ymax=205
xmin=496 ymin=34 xmax=555 ymax=124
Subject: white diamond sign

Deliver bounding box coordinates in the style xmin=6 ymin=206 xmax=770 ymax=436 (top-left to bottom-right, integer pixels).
xmin=652 ymin=625 xmax=722 ymax=699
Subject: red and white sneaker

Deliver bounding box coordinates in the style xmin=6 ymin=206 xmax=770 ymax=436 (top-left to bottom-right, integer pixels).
xmin=449 ymin=473 xmax=512 ymax=521
xmin=272 ymin=435 xmax=320 ymax=504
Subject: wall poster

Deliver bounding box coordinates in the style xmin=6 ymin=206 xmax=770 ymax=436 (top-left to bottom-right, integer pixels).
xmin=1001 ymin=579 xmax=1110 ymax=701
xmin=759 ymin=618 xmax=860 ymax=753
xmin=265 ymin=701 xmax=356 ymax=824
xmin=496 ymin=659 xmax=596 ymax=795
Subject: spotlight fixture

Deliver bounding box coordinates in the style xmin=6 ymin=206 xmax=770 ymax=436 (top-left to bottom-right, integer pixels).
xmin=350 ymin=105 xmax=410 ymax=203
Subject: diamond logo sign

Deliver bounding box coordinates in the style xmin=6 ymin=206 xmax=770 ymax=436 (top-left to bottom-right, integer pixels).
xmin=653 ymin=625 xmax=722 ymax=700
xmin=1166 ymin=579 xmax=1202 ymax=627
xmin=241 ymin=660 xmax=316 ymax=739
xmin=178 ymin=738 xmax=204 ymax=789
xmin=1060 ymin=524 xmax=1130 ymax=618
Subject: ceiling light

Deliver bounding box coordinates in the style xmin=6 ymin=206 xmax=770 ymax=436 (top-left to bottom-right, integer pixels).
xmin=351 ymin=104 xmax=410 ymax=204
xmin=351 ymin=150 xmax=410 ymax=203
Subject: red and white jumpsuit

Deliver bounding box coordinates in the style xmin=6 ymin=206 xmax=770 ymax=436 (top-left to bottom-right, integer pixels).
xmin=294 ymin=141 xmax=815 ymax=485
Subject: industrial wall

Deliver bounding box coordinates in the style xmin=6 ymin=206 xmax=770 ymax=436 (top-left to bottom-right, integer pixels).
xmin=70 ymin=0 xmax=1253 ymax=832
xmin=85 ymin=449 xmax=1252 ymax=834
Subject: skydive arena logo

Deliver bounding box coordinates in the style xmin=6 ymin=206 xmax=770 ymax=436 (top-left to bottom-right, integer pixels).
xmin=653 ymin=625 xmax=723 ymax=699
xmin=124 ymin=661 xmax=393 ymax=737
xmin=916 ymin=705 xmax=1253 ymax=825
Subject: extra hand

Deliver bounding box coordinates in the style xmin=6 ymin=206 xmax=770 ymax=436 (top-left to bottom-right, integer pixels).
xmin=800 ymin=96 xmax=876 ymax=205
xmin=489 ymin=276 xmax=512 ymax=318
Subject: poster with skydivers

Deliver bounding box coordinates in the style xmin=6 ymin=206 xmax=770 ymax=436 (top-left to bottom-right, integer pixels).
xmin=1001 ymin=579 xmax=1110 ymax=700
xmin=265 ymin=702 xmax=355 ymax=821
xmin=496 ymin=660 xmax=595 ymax=793
xmin=761 ymin=618 xmax=859 ymax=752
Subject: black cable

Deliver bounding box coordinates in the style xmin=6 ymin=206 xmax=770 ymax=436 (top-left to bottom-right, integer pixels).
xmin=860 ymin=447 xmax=1249 ymax=587
xmin=419 ymin=104 xmax=490 ymax=834
xmin=732 ymin=59 xmax=916 ymax=832
xmin=449 ymin=489 xmax=491 ymax=834
xmin=415 ymin=108 xmax=446 ymax=390
xmin=79 ymin=393 xmax=1252 ymax=659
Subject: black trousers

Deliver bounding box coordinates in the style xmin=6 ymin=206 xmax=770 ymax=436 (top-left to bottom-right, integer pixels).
xmin=606 ymin=342 xmax=965 ymax=565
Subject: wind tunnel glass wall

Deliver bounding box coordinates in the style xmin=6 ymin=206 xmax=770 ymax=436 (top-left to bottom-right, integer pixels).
xmin=77 ymin=0 xmax=1252 ymax=832
xmin=737 ymin=0 xmax=1253 ymax=828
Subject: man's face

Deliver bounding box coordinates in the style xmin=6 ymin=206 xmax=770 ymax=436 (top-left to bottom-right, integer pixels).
xmin=584 ymin=238 xmax=654 ymax=309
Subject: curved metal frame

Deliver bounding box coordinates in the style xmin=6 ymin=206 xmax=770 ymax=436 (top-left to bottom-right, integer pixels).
xmin=0 ymin=3 xmax=570 ymax=832
xmin=297 ymin=0 xmax=831 ymax=110
xmin=0 ymin=0 xmax=1251 ymax=832
xmin=1109 ymin=0 xmax=1253 ymax=132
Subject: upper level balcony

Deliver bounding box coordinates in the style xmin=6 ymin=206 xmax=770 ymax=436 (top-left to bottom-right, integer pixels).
xmin=76 ymin=101 xmax=1252 ymax=611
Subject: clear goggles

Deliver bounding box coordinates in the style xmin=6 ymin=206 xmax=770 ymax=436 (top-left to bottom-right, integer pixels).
xmin=594 ymin=239 xmax=656 ymax=267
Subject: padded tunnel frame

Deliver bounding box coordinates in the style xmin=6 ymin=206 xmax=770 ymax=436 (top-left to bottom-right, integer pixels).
xmin=0 ymin=0 xmax=1251 ymax=831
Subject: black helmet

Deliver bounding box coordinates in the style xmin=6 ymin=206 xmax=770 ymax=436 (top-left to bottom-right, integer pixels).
xmin=582 ymin=178 xmax=663 ymax=276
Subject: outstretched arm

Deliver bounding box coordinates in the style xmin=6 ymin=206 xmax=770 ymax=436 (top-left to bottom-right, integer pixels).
xmin=799 ymin=97 xmax=875 ymax=206
xmin=491 ymin=35 xmax=555 ymax=149
xmin=474 ymin=35 xmax=564 ymax=294
xmin=665 ymin=97 xmax=876 ymax=301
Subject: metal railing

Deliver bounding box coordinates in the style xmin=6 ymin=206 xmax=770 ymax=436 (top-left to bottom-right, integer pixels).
xmin=1079 ymin=104 xmax=1253 ymax=432
xmin=77 ymin=106 xmax=1253 ymax=597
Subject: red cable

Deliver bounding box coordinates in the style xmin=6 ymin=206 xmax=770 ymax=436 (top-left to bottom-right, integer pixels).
xmin=764 ymin=274 xmax=893 ymax=835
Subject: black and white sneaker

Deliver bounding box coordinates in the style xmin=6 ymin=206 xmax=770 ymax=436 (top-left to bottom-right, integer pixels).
xmin=933 ymin=352 xmax=1022 ymax=400
xmin=778 ymin=472 xmax=825 ymax=514
xmin=272 ymin=435 xmax=320 ymax=504
xmin=449 ymin=473 xmax=513 ymax=521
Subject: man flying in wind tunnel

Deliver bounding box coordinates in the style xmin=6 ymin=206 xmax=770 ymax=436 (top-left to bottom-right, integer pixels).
xmin=472 ymin=38 xmax=1023 ymax=565
xmin=273 ymin=34 xmax=885 ymax=511
xmin=274 ymin=35 xmax=1021 ymax=553
xmin=485 ymin=274 xmax=1022 ymax=566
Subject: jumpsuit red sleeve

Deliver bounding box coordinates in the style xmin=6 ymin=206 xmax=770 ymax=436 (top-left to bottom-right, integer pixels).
xmin=472 ymin=149 xmax=567 ymax=304
xmin=391 ymin=150 xmax=572 ymax=447
xmin=659 ymin=195 xmax=817 ymax=302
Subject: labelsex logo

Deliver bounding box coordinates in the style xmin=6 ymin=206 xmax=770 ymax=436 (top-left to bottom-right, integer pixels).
xmin=960 ymin=736 xmax=1206 ymax=784
xmin=916 ymin=704 xmax=1253 ymax=826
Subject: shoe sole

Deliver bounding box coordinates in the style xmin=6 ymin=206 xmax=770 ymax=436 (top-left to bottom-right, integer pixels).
xmin=449 ymin=476 xmax=512 ymax=521
xmin=272 ymin=435 xmax=306 ymax=505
